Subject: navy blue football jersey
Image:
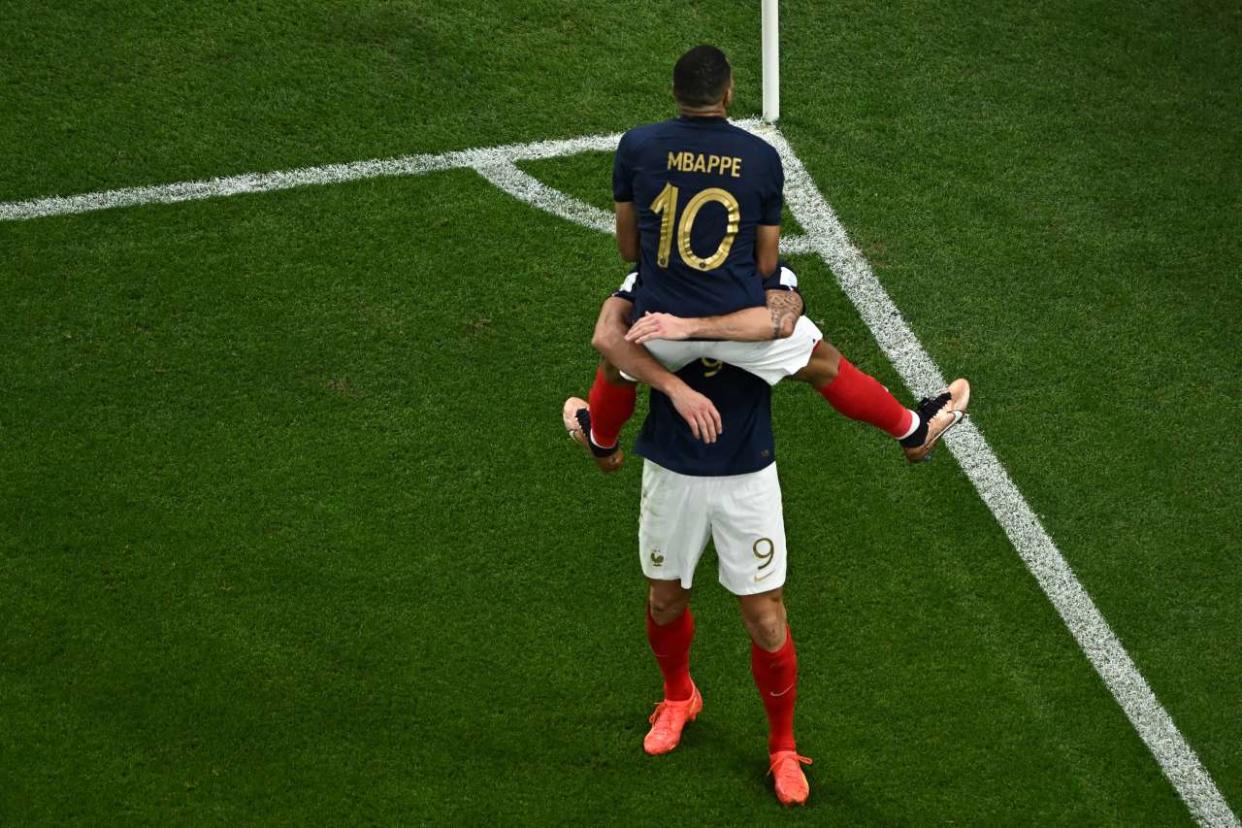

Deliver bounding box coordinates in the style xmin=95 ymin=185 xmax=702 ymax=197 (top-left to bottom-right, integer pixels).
xmin=613 ymin=116 xmax=784 ymax=320
xmin=634 ymin=359 xmax=775 ymax=477
xmin=612 ymin=260 xmax=804 ymax=316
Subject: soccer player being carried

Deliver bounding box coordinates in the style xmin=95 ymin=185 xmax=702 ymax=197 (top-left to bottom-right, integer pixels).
xmin=562 ymin=45 xmax=969 ymax=473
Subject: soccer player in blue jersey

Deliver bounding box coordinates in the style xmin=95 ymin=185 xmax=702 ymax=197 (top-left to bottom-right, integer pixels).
xmin=565 ymin=45 xmax=969 ymax=473
xmin=565 ymin=271 xmax=814 ymax=805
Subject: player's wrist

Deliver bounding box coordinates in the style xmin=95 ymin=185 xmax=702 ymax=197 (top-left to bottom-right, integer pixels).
xmin=658 ymin=375 xmax=691 ymax=398
xmin=683 ymin=317 xmax=707 ymax=339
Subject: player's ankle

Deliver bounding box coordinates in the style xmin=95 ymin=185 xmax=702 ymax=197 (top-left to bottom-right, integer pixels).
xmin=588 ymin=428 xmax=619 ymax=456
xmin=897 ymin=411 xmax=926 ymax=447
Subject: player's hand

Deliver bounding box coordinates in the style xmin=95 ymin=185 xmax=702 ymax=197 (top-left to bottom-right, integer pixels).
xmin=669 ymin=385 xmax=723 ymax=444
xmin=625 ymin=312 xmax=695 ymax=344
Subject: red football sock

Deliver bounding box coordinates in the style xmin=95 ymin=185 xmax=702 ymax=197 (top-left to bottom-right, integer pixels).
xmin=587 ymin=365 xmax=637 ymax=449
xmin=819 ymin=355 xmax=915 ymax=439
xmin=647 ymin=605 xmax=695 ymax=702
xmin=751 ymin=626 xmax=798 ymax=753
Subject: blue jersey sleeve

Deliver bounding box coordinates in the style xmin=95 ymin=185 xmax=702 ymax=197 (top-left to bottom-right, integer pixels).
xmin=612 ymin=131 xmax=635 ymax=203
xmin=611 ymin=271 xmax=639 ymax=302
xmin=761 ymin=261 xmax=799 ymax=293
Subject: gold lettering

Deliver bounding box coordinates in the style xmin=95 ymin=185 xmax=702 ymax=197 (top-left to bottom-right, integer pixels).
xmin=678 ymin=187 xmax=741 ymax=271
xmin=664 ymin=152 xmax=745 ymax=177
xmin=651 ymin=182 xmax=678 ymax=268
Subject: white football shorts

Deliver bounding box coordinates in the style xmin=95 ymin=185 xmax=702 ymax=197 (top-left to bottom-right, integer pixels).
xmin=637 ymin=316 xmax=822 ymax=386
xmin=638 ymin=459 xmax=788 ymax=596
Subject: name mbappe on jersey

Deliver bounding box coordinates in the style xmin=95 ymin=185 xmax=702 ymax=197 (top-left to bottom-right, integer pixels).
xmin=613 ymin=116 xmax=784 ymax=321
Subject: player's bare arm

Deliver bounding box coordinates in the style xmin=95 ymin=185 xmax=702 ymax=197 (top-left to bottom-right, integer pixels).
xmin=755 ymin=224 xmax=780 ymax=278
xmin=592 ymin=296 xmax=724 ymax=443
xmin=615 ymin=201 xmax=639 ymax=262
xmin=766 ymin=289 xmax=803 ymax=338
xmin=626 ymin=289 xmax=804 ymax=344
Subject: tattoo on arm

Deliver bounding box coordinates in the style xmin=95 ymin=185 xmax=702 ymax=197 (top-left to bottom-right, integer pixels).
xmin=766 ymin=290 xmax=805 ymax=338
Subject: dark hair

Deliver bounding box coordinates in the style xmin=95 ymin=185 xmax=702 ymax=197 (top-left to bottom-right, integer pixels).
xmin=673 ymin=45 xmax=732 ymax=107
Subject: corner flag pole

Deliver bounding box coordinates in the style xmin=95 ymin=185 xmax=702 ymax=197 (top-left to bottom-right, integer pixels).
xmin=761 ymin=0 xmax=780 ymax=122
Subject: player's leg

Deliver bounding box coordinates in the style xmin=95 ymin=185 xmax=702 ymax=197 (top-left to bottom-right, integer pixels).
xmin=795 ymin=339 xmax=914 ymax=437
xmin=674 ymin=314 xmax=970 ymax=462
xmin=709 ymin=463 xmax=811 ymax=805
xmin=793 ymin=340 xmax=971 ymax=463
xmin=638 ymin=460 xmax=711 ymax=755
xmin=591 ymin=358 xmax=636 ymax=446
xmin=564 ymin=282 xmax=643 ymax=472
xmin=646 ymin=577 xmax=697 ymax=702
xmin=738 ymin=588 xmax=811 ymax=806
xmin=562 ymin=358 xmax=636 ymax=473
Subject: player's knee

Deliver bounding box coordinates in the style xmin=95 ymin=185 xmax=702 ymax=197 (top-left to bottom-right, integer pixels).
xmin=796 ymin=342 xmax=840 ymax=386
xmin=648 ymin=587 xmax=690 ymax=625
xmin=650 ymin=601 xmax=689 ymax=626
xmin=745 ymin=613 xmax=787 ymax=651
xmin=600 ymin=359 xmax=629 ymax=386
xmin=740 ymin=591 xmax=787 ymax=650
xmin=591 ymin=328 xmax=622 ymax=357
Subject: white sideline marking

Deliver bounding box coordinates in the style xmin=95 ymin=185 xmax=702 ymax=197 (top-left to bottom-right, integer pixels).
xmin=0 ymin=131 xmax=622 ymax=222
xmin=750 ymin=122 xmax=1238 ymax=828
xmin=2 ymin=122 xmax=1235 ymax=828
xmin=778 ymin=234 xmax=815 ymax=255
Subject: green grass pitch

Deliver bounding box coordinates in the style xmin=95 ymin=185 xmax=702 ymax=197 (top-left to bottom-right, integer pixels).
xmin=2 ymin=1 xmax=1239 ymax=824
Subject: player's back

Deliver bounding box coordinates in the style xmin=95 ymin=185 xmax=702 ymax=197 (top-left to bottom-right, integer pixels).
xmin=613 ymin=117 xmax=783 ymax=320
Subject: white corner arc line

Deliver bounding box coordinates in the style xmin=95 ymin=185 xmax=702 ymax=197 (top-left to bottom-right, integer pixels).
xmin=472 ymin=160 xmax=615 ymax=235
xmin=1 ymin=123 xmax=1234 ymax=827
xmin=748 ymin=122 xmax=1237 ymax=828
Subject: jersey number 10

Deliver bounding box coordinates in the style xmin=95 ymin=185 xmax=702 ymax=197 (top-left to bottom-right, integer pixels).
xmin=651 ymin=183 xmax=741 ymax=272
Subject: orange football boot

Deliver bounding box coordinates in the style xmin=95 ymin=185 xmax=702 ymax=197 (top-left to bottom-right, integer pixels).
xmin=903 ymin=378 xmax=971 ymax=463
xmin=643 ymin=682 xmax=703 ymax=755
xmin=562 ymin=397 xmax=624 ymax=473
xmin=768 ymin=750 xmax=812 ymax=806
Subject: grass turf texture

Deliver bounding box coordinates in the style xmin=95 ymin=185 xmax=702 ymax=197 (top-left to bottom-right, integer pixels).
xmin=2 ymin=0 xmax=1239 ymax=824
